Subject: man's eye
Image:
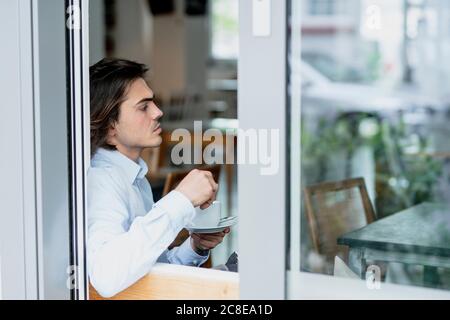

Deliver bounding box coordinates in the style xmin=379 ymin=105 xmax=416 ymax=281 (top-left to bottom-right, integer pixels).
xmin=141 ymin=104 xmax=148 ymax=111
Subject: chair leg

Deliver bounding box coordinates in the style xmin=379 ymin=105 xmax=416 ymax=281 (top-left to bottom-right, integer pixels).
xmin=424 ymin=266 xmax=441 ymax=287
xmin=225 ymin=164 xmax=233 ymax=213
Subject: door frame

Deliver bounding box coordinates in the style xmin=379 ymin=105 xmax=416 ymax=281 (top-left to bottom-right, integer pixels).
xmin=238 ymin=0 xmax=287 ymax=299
xmin=65 ymin=0 xmax=90 ymax=300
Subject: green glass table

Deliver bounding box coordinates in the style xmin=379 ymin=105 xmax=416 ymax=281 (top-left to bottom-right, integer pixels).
xmin=337 ymin=203 xmax=450 ymax=286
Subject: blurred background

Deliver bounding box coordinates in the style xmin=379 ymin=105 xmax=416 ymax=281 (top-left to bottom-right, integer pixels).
xmin=295 ymin=0 xmax=450 ymax=291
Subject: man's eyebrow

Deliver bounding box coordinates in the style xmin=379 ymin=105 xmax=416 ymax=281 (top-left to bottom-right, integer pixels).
xmin=135 ymin=96 xmax=155 ymax=106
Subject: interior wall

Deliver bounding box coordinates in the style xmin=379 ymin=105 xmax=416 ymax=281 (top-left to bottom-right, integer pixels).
xmin=89 ymin=0 xmax=105 ymax=64
xmin=183 ymin=15 xmax=209 ymax=119
xmin=115 ymin=0 xmax=154 ymax=69
xmin=151 ymin=0 xmax=185 ymax=100
xmin=114 ymin=0 xmax=209 ymax=119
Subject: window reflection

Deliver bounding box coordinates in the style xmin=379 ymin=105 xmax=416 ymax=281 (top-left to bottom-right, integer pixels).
xmin=298 ymin=0 xmax=450 ymax=290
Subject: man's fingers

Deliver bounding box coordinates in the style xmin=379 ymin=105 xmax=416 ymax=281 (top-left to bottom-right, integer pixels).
xmin=192 ymin=231 xmax=225 ymax=238
xmin=204 ymin=171 xmax=218 ymax=194
xmin=191 ymin=233 xmax=226 ymax=248
xmin=194 ymin=232 xmax=225 ymax=241
xmin=200 ymin=235 xmax=224 ymax=241
xmin=199 ymin=203 xmax=209 ymax=210
xmin=191 ymin=235 xmax=214 ymax=250
xmin=192 ymin=233 xmax=224 ymax=241
xmin=199 ymin=201 xmax=212 ymax=210
xmin=197 ymin=238 xmax=223 ymax=249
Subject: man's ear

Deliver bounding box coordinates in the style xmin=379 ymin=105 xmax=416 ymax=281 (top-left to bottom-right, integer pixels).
xmin=106 ymin=122 xmax=118 ymax=146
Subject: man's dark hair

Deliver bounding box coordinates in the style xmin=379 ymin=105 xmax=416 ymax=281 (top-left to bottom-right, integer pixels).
xmin=90 ymin=58 xmax=149 ymax=156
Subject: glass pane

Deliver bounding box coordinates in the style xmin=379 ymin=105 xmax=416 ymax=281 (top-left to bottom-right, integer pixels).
xmin=291 ymin=0 xmax=450 ymax=291
xmin=87 ymin=0 xmax=239 ymax=298
xmin=211 ymin=0 xmax=239 ymax=60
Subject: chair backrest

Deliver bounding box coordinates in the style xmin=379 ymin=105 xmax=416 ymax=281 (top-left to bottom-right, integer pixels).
xmin=141 ymin=147 xmax=160 ymax=173
xmin=162 ymin=164 xmax=222 ymax=197
xmin=303 ymin=177 xmax=376 ymax=269
xmin=141 ymin=131 xmax=173 ymax=175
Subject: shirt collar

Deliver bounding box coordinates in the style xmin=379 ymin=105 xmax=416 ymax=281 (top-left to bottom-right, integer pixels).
xmin=93 ymin=148 xmax=148 ymax=184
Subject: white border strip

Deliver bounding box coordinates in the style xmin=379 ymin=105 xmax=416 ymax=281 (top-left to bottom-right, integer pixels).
xmin=287 ymin=271 xmax=450 ymax=300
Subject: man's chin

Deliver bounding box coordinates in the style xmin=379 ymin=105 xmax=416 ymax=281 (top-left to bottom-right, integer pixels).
xmin=144 ymin=137 xmax=163 ymax=148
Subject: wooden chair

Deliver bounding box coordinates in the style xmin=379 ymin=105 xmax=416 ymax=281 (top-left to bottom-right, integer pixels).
xmin=142 ymin=131 xmax=217 ymax=190
xmin=89 ymin=263 xmax=239 ymax=300
xmin=163 ymin=164 xmax=222 ymax=268
xmin=162 ymin=164 xmax=221 ymax=197
xmin=141 ymin=139 xmax=172 ymax=189
xmin=303 ymin=177 xmax=376 ymax=274
xmin=143 ymin=127 xmax=236 ymax=213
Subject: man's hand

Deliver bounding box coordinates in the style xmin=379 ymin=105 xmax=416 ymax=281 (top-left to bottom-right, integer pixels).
xmin=175 ymin=169 xmax=218 ymax=209
xmin=190 ymin=228 xmax=231 ymax=254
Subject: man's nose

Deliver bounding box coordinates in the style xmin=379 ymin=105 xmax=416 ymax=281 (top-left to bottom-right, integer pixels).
xmin=152 ymin=104 xmax=164 ymax=120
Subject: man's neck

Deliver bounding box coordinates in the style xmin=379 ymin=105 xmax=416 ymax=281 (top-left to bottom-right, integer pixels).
xmin=115 ymin=145 xmax=142 ymax=163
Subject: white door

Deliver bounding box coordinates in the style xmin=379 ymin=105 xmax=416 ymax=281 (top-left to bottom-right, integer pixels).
xmin=0 ymin=0 xmax=89 ymax=299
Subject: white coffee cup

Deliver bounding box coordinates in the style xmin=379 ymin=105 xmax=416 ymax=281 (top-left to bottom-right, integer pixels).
xmin=191 ymin=200 xmax=221 ymax=228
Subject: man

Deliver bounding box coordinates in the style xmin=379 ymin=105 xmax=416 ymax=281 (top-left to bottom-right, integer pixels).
xmin=88 ymin=58 xmax=230 ymax=298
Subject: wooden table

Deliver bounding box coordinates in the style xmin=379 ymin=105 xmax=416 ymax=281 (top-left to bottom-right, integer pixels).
xmin=89 ymin=263 xmax=239 ymax=300
xmin=338 ymin=203 xmax=450 ymax=286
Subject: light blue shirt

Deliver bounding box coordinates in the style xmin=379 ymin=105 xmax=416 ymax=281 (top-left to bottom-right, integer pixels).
xmin=87 ymin=147 xmax=209 ymax=298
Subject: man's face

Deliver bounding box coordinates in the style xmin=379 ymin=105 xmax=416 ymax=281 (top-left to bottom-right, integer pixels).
xmin=108 ymin=78 xmax=163 ymax=158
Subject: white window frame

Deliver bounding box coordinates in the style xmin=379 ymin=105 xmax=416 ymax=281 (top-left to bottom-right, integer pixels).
xmin=238 ymin=0 xmax=287 ymax=299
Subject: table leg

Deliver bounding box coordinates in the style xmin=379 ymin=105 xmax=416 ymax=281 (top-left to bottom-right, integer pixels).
xmin=423 ymin=266 xmax=441 ymax=288
xmin=348 ymin=248 xmax=367 ymax=279
xmin=225 ymin=163 xmax=233 ymax=213
xmin=224 ymin=135 xmax=236 ymax=214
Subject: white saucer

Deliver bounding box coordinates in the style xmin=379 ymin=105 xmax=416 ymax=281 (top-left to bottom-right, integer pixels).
xmin=186 ymin=216 xmax=238 ymax=234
